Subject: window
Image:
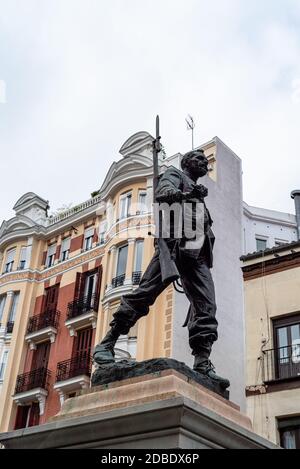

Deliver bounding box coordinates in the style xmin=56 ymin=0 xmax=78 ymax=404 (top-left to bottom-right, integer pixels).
xmin=138 ymin=191 xmax=147 ymax=214
xmin=83 ymin=271 xmax=99 ymax=308
xmin=46 ymin=244 xmax=56 ymax=268
xmin=19 ymin=247 xmax=27 ymax=270
xmin=4 ymin=248 xmax=16 ymax=273
xmin=120 ymin=192 xmax=132 ymax=219
xmin=256 ymin=238 xmax=267 ymax=252
xmin=0 ymin=350 xmax=9 ymax=381
xmin=61 ymin=237 xmax=71 ymax=262
xmin=273 ymin=314 xmax=300 ymax=380
xmin=116 ymin=245 xmax=128 ymax=278
xmin=7 ymin=292 xmax=20 ymax=326
xmin=134 ymin=240 xmax=144 ymax=272
xmin=84 ymin=228 xmax=94 ymax=251
xmin=98 ymin=221 xmax=107 ymax=245
xmin=279 ymin=417 xmax=300 ymax=449
xmin=0 ymin=294 xmax=6 ymax=323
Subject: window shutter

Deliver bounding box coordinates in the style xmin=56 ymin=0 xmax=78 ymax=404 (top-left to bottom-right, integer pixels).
xmin=42 ymin=251 xmax=47 ymax=266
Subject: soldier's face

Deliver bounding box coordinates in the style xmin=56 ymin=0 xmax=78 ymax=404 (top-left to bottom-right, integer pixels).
xmin=187 ymin=152 xmax=208 ymax=178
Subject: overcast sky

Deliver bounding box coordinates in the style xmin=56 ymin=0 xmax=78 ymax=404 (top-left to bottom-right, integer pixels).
xmin=0 ymin=0 xmax=300 ymax=222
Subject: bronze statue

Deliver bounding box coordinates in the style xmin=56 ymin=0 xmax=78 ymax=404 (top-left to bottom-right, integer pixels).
xmin=93 ymin=118 xmax=230 ymax=390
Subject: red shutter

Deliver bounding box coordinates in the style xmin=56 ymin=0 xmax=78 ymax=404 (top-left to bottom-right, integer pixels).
xmin=74 ymin=272 xmax=85 ymax=300
xmin=41 ymin=251 xmax=47 ymax=266
xmin=55 ymin=245 xmax=61 ymax=260
xmin=93 ymin=231 xmax=98 ymax=244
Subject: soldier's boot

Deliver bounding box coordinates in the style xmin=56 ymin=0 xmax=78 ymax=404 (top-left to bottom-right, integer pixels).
xmin=193 ymin=352 xmax=230 ymax=390
xmin=93 ymin=328 xmax=120 ymax=365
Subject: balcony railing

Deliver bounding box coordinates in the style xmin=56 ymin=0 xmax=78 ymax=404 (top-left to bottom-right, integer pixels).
xmin=132 ymin=271 xmax=142 ymax=285
xmin=56 ymin=353 xmax=92 ymax=382
xmin=15 ymin=367 xmax=51 ymax=394
xmin=67 ymin=293 xmax=99 ymax=320
xmin=27 ymin=310 xmax=60 ymax=334
xmin=3 ymin=262 xmax=14 ymax=274
xmin=6 ymin=322 xmax=14 ymax=334
xmin=262 ymin=345 xmax=300 ymax=382
xmin=111 ymin=274 xmax=125 ymax=288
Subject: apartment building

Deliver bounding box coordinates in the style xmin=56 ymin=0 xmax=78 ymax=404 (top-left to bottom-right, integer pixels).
xmin=242 ymin=191 xmax=300 ymax=449
xmin=0 ymin=131 xmax=245 ymax=432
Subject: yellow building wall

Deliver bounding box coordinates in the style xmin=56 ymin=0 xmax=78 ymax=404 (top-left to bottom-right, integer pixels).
xmin=244 ymin=264 xmax=300 ymax=445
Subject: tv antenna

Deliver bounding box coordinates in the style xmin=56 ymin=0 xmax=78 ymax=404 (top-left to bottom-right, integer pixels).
xmin=185 ymin=114 xmax=195 ymax=150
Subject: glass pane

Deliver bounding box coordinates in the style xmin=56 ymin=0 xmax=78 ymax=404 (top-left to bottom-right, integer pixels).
xmin=139 ymin=193 xmax=147 ymax=213
xmin=20 ymin=247 xmax=27 ymax=262
xmin=282 ymin=430 xmax=297 ymax=450
xmin=0 ymin=295 xmax=6 ymax=322
xmin=256 ymin=239 xmax=267 ymax=252
xmin=291 ymin=325 xmax=300 ymax=364
xmin=135 ymin=241 xmax=144 ymax=272
xmin=116 ymin=245 xmax=128 ymax=277
xmin=8 ymin=292 xmax=20 ymax=322
xmin=277 ymin=328 xmax=289 ymax=363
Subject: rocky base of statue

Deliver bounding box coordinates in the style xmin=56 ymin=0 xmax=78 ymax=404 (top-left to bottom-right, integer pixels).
xmin=92 ymin=357 xmax=230 ymax=400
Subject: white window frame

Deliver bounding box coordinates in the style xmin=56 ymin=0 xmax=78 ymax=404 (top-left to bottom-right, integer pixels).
xmin=84 ymin=228 xmax=94 ymax=251
xmin=46 ymin=244 xmax=57 ymax=268
xmin=0 ymin=350 xmax=9 ymax=381
xmin=138 ymin=191 xmax=147 ymax=214
xmin=61 ymin=237 xmax=71 ymax=262
xmin=116 ymin=244 xmax=128 ymax=278
xmin=8 ymin=292 xmax=20 ymax=324
xmin=134 ymin=240 xmax=144 ymax=273
xmin=0 ymin=294 xmax=6 ymax=323
xmin=98 ymin=221 xmax=107 ymax=245
xmin=19 ymin=247 xmax=27 ymax=270
xmin=255 ymin=237 xmax=268 ymax=252
xmin=4 ymin=248 xmax=16 ymax=273
xmin=120 ymin=192 xmax=132 ymax=220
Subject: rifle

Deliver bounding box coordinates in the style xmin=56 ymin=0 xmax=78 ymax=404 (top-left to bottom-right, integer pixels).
xmin=153 ymin=116 xmax=180 ymax=286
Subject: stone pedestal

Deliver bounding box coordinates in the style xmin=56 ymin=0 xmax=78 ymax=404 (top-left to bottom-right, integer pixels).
xmin=0 ymin=364 xmax=279 ymax=449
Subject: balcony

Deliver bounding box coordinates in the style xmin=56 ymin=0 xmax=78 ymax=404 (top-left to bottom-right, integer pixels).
xmin=132 ymin=271 xmax=142 ymax=285
xmin=6 ymin=322 xmax=14 ymax=334
xmin=25 ymin=310 xmax=60 ymax=350
xmin=111 ymin=274 xmax=125 ymax=288
xmin=65 ymin=294 xmax=99 ymax=336
xmin=262 ymin=345 xmax=300 ymax=383
xmin=13 ymin=367 xmax=51 ymax=415
xmin=53 ymin=354 xmax=92 ymax=404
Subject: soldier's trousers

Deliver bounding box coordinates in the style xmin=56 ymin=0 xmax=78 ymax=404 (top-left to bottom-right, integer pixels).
xmin=109 ymin=246 xmax=218 ymax=356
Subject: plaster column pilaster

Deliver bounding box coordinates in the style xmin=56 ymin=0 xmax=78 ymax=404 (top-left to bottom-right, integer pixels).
xmin=106 ymin=246 xmax=117 ymax=290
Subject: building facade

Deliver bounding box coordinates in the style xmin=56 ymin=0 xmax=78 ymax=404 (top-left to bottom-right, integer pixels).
xmin=242 ymin=191 xmax=300 ymax=449
xmin=0 ymin=131 xmax=246 ymax=433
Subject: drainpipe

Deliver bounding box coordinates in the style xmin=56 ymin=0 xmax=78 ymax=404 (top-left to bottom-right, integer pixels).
xmin=291 ymin=190 xmax=300 ymax=240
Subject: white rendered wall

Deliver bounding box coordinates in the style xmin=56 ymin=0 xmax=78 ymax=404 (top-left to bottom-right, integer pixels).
xmin=243 ymin=203 xmax=297 ymax=255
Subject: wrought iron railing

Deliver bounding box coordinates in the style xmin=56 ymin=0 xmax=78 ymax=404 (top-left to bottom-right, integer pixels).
xmin=3 ymin=262 xmax=14 ymax=274
xmin=15 ymin=367 xmax=51 ymax=394
xmin=132 ymin=271 xmax=142 ymax=285
xmin=262 ymin=345 xmax=300 ymax=382
xmin=27 ymin=310 xmax=60 ymax=334
xmin=111 ymin=274 xmax=125 ymax=288
xmin=56 ymin=353 xmax=92 ymax=382
xmin=18 ymin=261 xmax=26 ymax=270
xmin=6 ymin=322 xmax=14 ymax=334
xmin=67 ymin=293 xmax=99 ymax=320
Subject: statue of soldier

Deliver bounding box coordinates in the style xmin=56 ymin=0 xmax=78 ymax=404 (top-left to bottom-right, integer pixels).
xmin=93 ymin=148 xmax=230 ymax=389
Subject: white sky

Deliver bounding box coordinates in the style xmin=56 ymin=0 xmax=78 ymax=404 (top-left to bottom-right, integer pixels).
xmin=0 ymin=0 xmax=300 ymax=221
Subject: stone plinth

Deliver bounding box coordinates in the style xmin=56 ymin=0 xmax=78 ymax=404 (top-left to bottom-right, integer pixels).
xmin=91 ymin=358 xmax=230 ymax=399
xmin=0 ymin=368 xmax=279 ymax=449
